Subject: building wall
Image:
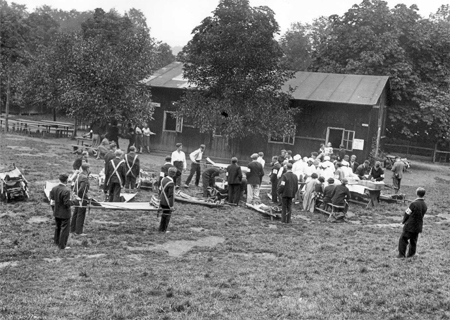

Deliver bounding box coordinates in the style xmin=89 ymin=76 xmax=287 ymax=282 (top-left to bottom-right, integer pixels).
xmin=150 ymin=86 xmax=386 ymax=163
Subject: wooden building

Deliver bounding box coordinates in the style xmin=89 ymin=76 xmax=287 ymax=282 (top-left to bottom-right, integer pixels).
xmin=144 ymin=62 xmax=390 ymax=162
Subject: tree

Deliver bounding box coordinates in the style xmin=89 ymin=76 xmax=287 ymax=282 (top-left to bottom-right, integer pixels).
xmin=177 ymin=0 xmax=295 ymax=144
xmin=308 ymin=0 xmax=450 ymax=143
xmin=153 ymin=42 xmax=175 ymax=70
xmin=0 ymin=0 xmax=31 ymax=129
xmin=25 ymin=8 xmax=156 ymax=127
xmin=279 ymin=22 xmax=311 ymax=71
xmin=35 ymin=5 xmax=93 ymax=33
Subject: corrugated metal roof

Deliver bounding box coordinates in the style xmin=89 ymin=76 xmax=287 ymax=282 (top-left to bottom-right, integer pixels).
xmin=144 ymin=62 xmax=389 ymax=106
xmin=283 ymin=71 xmax=389 ymax=105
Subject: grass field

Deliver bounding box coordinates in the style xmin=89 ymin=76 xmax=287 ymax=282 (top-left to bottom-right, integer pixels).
xmin=1 ymin=131 xmax=450 ymax=320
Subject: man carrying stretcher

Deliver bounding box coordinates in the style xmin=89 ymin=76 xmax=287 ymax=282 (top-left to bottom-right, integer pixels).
xmin=105 ymin=149 xmax=126 ymax=202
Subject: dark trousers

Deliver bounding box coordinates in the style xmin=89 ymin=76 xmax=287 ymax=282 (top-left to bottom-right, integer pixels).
xmin=398 ymin=231 xmax=419 ymax=257
xmin=125 ymin=175 xmax=137 ymax=189
xmin=108 ymin=182 xmax=122 ymax=202
xmin=127 ymin=137 xmax=135 ymax=153
xmin=281 ymin=197 xmax=293 ymax=223
xmin=173 ymin=161 xmax=183 ymax=186
xmin=271 ymin=179 xmax=278 ymax=203
xmin=228 ymin=184 xmax=241 ymax=205
xmin=202 ymin=176 xmax=214 ymax=197
xmin=393 ymin=177 xmax=401 ymax=193
xmin=70 ymin=206 xmax=86 ymax=234
xmin=54 ymin=217 xmax=70 ymax=249
xmin=185 ymin=163 xmax=201 ymax=186
xmin=159 ymin=207 xmax=171 ymax=232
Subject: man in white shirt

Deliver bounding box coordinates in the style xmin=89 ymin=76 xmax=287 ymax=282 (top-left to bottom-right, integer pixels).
xmin=171 ymin=143 xmax=186 ymax=187
xmin=256 ymin=152 xmax=265 ymax=168
xmin=184 ymin=144 xmax=205 ymax=188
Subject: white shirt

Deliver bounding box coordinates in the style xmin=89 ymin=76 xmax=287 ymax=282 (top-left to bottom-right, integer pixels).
xmin=171 ymin=150 xmax=187 ymax=170
xmin=292 ymin=160 xmax=304 ymax=179
xmin=189 ymin=148 xmax=204 ymax=164
xmin=143 ymin=127 xmax=154 ymax=136
xmin=256 ymin=156 xmax=265 ymax=168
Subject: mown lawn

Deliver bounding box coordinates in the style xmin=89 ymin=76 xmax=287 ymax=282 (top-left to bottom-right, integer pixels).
xmin=1 ymin=132 xmax=450 ymax=320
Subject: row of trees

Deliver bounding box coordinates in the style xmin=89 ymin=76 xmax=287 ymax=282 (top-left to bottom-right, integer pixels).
xmin=1 ymin=0 xmax=449 ymax=145
xmin=0 ymin=1 xmax=175 ymax=128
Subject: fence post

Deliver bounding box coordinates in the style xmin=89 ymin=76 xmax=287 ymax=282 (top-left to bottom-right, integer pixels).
xmin=433 ymin=143 xmax=437 ymax=163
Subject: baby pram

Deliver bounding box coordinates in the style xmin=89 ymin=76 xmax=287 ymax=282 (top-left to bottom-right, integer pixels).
xmin=0 ymin=165 xmax=29 ymax=202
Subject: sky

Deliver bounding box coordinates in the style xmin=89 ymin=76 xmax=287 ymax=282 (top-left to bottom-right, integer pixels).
xmin=14 ymin=0 xmax=446 ymax=48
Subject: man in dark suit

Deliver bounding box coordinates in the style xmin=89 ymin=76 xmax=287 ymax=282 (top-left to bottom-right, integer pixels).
xmin=105 ymin=149 xmax=126 ymax=202
xmin=226 ymin=157 xmax=242 ymax=205
xmin=50 ymin=174 xmax=78 ymax=250
xmin=398 ymin=187 xmax=427 ymax=258
xmin=201 ymin=166 xmax=223 ymax=197
xmin=159 ymin=167 xmax=177 ymax=233
xmin=322 ymin=177 xmax=336 ymax=210
xmin=124 ymin=146 xmax=140 ymax=192
xmin=329 ymin=178 xmax=351 ymax=221
xmin=278 ymin=163 xmax=298 ymax=223
xmin=246 ymin=153 xmax=265 ymax=204
xmin=70 ymin=164 xmax=90 ymax=236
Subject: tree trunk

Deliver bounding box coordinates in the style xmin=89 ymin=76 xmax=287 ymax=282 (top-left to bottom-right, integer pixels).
xmin=5 ymin=68 xmax=11 ymax=132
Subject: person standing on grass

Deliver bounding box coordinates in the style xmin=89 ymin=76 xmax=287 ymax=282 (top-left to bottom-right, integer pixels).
xmin=105 ymin=149 xmax=126 ymax=202
xmin=171 ymin=143 xmax=187 ymax=187
xmin=135 ymin=124 xmax=143 ymax=154
xmin=226 ymin=157 xmax=242 ymax=205
xmin=278 ymin=163 xmax=298 ymax=223
xmin=246 ymin=153 xmax=265 ymax=205
xmin=398 ymin=187 xmax=427 ymax=258
xmin=142 ymin=123 xmax=155 ymax=153
xmin=50 ymin=174 xmax=78 ymax=250
xmin=269 ymin=156 xmax=281 ymax=204
xmin=184 ymin=144 xmax=205 ymax=188
xmin=391 ymin=157 xmax=405 ymax=194
xmin=71 ymin=163 xmax=90 ymax=236
xmin=126 ymin=122 xmax=135 ymax=153
xmin=159 ymin=167 xmax=177 ymax=233
xmin=106 ymin=121 xmax=119 ymax=149
xmin=124 ymin=146 xmax=140 ymax=193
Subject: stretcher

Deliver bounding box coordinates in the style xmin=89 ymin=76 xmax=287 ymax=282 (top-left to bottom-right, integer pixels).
xmin=206 ymin=157 xmax=250 ymax=173
xmin=245 ymin=202 xmax=281 ymax=220
xmin=44 ymin=181 xmax=137 ymax=203
xmin=175 ymin=190 xmax=224 ymax=207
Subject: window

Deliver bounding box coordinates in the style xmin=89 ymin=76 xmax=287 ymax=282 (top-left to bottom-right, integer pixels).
xmin=326 ymin=127 xmax=355 ymax=151
xmin=163 ymin=111 xmax=183 ymax=133
xmin=343 ymin=130 xmax=355 ymax=150
xmin=268 ymin=126 xmax=296 ymax=145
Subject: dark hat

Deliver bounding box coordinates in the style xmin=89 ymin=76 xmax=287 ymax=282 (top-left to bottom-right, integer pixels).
xmin=176 ymin=143 xmax=182 ymax=147
xmin=327 ymin=177 xmax=335 ymax=184
xmin=231 ymin=157 xmax=238 ymax=163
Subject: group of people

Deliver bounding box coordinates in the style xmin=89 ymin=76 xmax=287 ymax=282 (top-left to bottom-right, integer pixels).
xmin=51 ymin=140 xmax=427 ymax=259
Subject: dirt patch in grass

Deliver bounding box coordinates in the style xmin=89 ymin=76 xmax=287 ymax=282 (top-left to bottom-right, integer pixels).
xmin=127 ymin=236 xmax=225 ymax=257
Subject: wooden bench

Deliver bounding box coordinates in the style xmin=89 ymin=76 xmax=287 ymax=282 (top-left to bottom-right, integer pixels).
xmin=327 ymin=203 xmax=347 ymax=222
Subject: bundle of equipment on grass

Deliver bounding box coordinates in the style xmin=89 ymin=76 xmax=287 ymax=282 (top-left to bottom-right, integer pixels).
xmin=0 ymin=165 xmax=29 ymax=202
